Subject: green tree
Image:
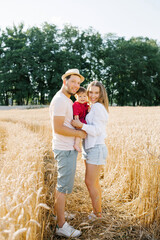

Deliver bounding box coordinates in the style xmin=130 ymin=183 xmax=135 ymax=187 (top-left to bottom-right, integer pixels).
xmin=79 ymin=27 xmax=104 ymax=86
xmin=59 ymin=25 xmax=104 ymax=87
xmin=60 ymin=25 xmax=87 ymax=75
xmin=102 ymin=36 xmax=160 ymax=106
xmin=103 ymin=36 xmax=132 ymax=106
xmin=0 ymin=22 xmax=160 ymax=106
xmin=27 ymin=23 xmax=61 ymax=103
xmin=0 ymin=24 xmax=32 ymax=105
xmin=129 ymin=37 xmax=160 ymax=106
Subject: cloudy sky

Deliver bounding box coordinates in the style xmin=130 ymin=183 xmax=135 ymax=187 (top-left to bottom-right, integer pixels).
xmin=1 ymin=0 xmax=160 ymax=42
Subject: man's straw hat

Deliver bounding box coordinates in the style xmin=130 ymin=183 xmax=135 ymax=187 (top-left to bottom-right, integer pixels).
xmin=62 ymin=69 xmax=84 ymax=83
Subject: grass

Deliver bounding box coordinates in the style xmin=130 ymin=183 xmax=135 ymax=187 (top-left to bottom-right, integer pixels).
xmin=0 ymin=107 xmax=160 ymax=239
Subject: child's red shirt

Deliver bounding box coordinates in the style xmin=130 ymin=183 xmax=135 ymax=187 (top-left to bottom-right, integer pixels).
xmin=73 ymin=101 xmax=89 ymax=124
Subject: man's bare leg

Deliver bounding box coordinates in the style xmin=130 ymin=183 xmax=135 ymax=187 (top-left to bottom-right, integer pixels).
xmin=55 ymin=189 xmax=65 ymax=227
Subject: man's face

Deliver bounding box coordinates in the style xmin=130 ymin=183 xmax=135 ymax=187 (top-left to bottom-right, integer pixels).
xmin=64 ymin=75 xmax=81 ymax=96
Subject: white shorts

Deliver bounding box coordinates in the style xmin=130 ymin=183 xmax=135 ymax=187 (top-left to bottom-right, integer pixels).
xmin=82 ymin=144 xmax=108 ymax=165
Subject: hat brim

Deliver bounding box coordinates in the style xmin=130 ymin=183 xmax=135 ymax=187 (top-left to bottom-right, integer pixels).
xmin=62 ymin=72 xmax=84 ymax=83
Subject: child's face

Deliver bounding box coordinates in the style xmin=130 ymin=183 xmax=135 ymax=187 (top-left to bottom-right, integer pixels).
xmin=76 ymin=92 xmax=88 ymax=104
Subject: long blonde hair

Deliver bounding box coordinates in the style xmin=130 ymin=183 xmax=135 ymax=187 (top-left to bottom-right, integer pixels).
xmin=87 ymin=81 xmax=109 ymax=112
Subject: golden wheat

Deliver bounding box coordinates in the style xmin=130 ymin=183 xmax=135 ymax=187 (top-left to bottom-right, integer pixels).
xmin=0 ymin=107 xmax=160 ymax=239
xmin=104 ymin=107 xmax=160 ymax=224
xmin=0 ymin=120 xmax=49 ymax=240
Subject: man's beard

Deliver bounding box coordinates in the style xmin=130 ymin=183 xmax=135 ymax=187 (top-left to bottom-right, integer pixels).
xmin=69 ymin=92 xmax=76 ymax=96
xmin=66 ymin=90 xmax=75 ymax=96
xmin=65 ymin=86 xmax=77 ymax=96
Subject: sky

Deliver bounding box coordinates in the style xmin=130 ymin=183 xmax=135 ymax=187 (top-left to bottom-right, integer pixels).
xmin=1 ymin=0 xmax=160 ymax=42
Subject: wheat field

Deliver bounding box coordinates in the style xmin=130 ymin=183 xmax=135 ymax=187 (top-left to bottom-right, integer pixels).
xmin=0 ymin=107 xmax=160 ymax=240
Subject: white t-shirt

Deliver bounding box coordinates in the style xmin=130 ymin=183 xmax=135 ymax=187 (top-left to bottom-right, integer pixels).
xmin=82 ymin=102 xmax=108 ymax=149
xmin=49 ymin=91 xmax=75 ymax=150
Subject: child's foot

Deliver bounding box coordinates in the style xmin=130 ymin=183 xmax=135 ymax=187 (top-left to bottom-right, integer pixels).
xmin=73 ymin=144 xmax=81 ymax=152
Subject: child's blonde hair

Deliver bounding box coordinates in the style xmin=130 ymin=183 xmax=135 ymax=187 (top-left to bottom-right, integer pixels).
xmin=87 ymin=81 xmax=109 ymax=112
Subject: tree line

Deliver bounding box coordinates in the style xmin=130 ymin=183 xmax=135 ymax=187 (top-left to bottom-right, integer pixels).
xmin=0 ymin=23 xmax=160 ymax=106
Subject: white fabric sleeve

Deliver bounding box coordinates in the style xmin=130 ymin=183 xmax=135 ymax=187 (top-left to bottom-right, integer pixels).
xmin=82 ymin=105 xmax=108 ymax=137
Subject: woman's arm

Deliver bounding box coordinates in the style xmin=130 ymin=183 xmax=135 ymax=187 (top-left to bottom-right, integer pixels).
xmin=71 ymin=118 xmax=102 ymax=137
xmin=71 ymin=104 xmax=108 ymax=137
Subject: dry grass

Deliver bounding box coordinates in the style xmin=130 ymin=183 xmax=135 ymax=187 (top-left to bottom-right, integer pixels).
xmin=0 ymin=119 xmax=49 ymax=240
xmin=0 ymin=107 xmax=160 ymax=239
xmin=105 ymin=108 xmax=160 ymax=222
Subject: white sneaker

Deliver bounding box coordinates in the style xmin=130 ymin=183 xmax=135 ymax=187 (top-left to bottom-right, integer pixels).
xmin=56 ymin=222 xmax=82 ymax=238
xmin=88 ymin=211 xmax=103 ymax=221
xmin=53 ymin=212 xmax=76 ymax=221
xmin=64 ymin=212 xmax=76 ymax=220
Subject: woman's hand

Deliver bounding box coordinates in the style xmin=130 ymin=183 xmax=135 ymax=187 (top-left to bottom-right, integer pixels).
xmin=71 ymin=119 xmax=83 ymax=129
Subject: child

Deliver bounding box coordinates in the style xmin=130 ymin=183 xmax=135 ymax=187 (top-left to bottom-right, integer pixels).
xmin=73 ymin=87 xmax=89 ymax=152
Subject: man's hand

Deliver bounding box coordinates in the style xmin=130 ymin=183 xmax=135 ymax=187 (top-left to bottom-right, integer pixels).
xmin=78 ymin=130 xmax=87 ymax=139
xmin=71 ymin=119 xmax=83 ymax=129
xmin=54 ymin=116 xmax=86 ymax=138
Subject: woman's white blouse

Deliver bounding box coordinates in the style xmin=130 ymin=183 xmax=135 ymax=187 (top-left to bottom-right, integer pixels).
xmin=82 ymin=102 xmax=108 ymax=149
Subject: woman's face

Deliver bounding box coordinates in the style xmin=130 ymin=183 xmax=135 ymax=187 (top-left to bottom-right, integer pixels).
xmin=88 ymin=86 xmax=100 ymax=104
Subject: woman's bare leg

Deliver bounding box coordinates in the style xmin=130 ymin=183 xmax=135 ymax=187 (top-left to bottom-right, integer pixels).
xmin=84 ymin=162 xmax=102 ymax=216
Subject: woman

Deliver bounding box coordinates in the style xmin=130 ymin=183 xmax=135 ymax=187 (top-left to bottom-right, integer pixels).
xmin=71 ymin=81 xmax=109 ymax=219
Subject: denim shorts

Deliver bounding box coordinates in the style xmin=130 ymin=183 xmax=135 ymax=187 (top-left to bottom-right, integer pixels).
xmin=82 ymin=144 xmax=108 ymax=165
xmin=53 ymin=149 xmax=78 ymax=194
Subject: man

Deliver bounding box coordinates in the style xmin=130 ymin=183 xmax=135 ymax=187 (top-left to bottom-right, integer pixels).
xmin=49 ymin=69 xmax=86 ymax=238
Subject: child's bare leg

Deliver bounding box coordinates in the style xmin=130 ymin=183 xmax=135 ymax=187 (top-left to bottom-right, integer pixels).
xmin=74 ymin=137 xmax=81 ymax=152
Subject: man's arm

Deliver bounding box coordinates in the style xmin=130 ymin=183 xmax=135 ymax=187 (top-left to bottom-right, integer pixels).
xmin=54 ymin=116 xmax=86 ymax=138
